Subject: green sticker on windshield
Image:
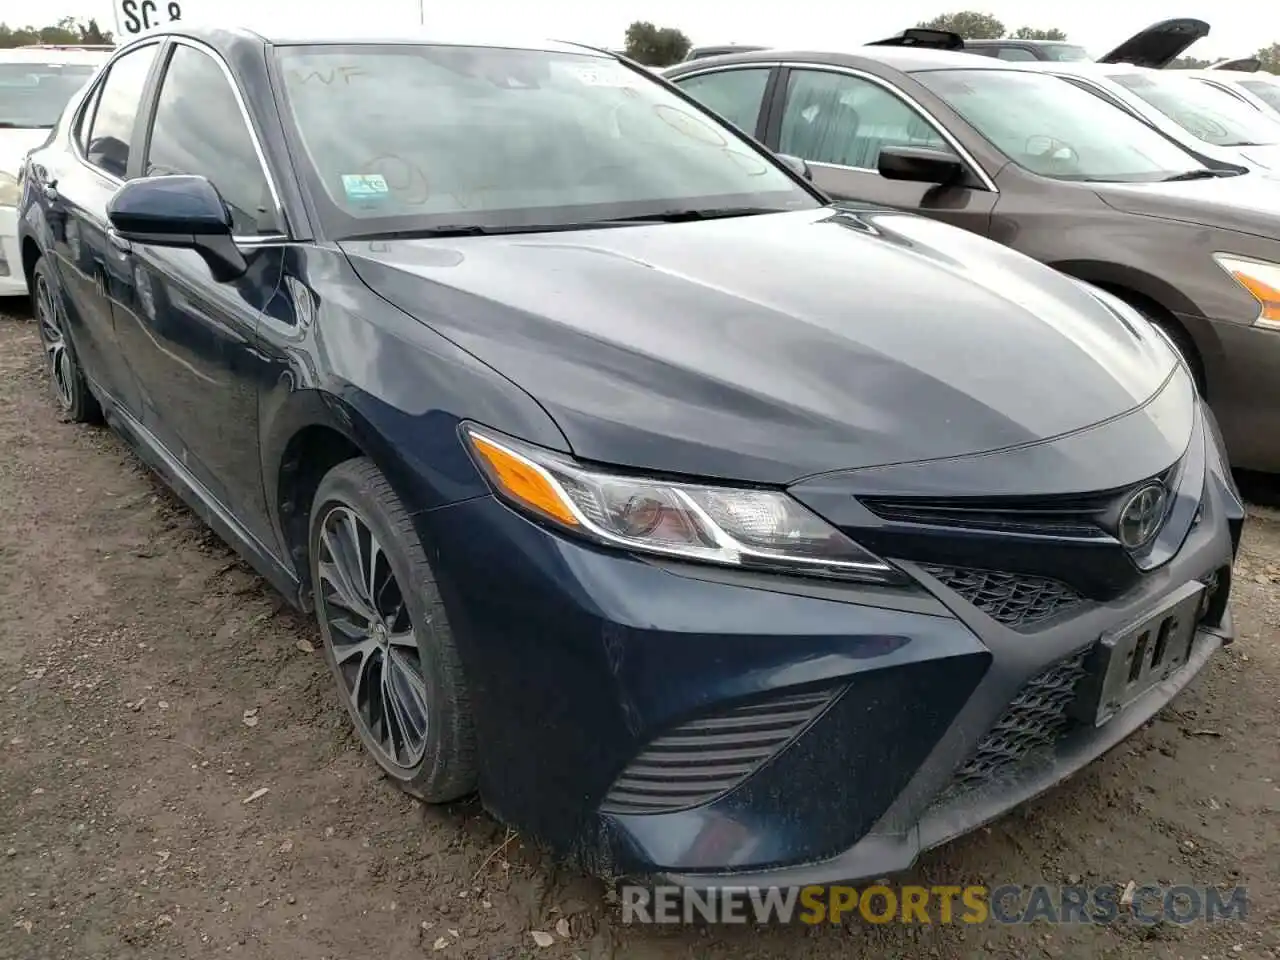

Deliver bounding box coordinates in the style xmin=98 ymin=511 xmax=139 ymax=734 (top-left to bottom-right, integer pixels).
xmin=341 ymin=173 xmax=389 ymax=203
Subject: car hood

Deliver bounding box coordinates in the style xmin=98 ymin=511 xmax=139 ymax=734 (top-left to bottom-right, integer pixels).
xmin=1235 ymin=143 xmax=1280 ymax=171
xmin=1095 ymin=173 xmax=1280 ymax=240
xmin=0 ymin=128 xmax=51 ymax=177
xmin=342 ymin=208 xmax=1178 ymax=484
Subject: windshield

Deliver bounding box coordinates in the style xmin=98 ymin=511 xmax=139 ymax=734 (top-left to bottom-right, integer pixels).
xmin=1043 ymin=45 xmax=1092 ymax=61
xmin=1240 ymin=78 xmax=1280 ymax=114
xmin=1110 ymin=71 xmax=1280 ymax=146
xmin=914 ymin=68 xmax=1205 ymax=181
xmin=0 ymin=61 xmax=96 ymax=128
xmin=273 ymin=44 xmax=818 ymax=237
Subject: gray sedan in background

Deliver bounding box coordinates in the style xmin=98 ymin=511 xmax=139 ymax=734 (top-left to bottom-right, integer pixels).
xmin=664 ymin=46 xmax=1280 ymax=473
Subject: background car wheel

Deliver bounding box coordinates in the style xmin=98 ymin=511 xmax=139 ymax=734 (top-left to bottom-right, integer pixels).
xmin=32 ymin=259 xmax=101 ymax=424
xmin=309 ymin=457 xmax=476 ymax=802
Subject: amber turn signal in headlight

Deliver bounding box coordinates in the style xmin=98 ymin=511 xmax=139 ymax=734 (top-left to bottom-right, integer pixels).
xmin=461 ymin=424 xmax=905 ymax=585
xmin=1214 ymin=254 xmax=1280 ymax=330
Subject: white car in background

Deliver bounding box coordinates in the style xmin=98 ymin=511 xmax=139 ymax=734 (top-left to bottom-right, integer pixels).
xmin=1186 ymin=68 xmax=1280 ymax=122
xmin=1024 ymin=60 xmax=1280 ymax=174
xmin=1 ymin=46 xmax=108 ymax=297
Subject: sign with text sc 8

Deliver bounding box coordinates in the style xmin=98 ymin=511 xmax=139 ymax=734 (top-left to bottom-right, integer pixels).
xmin=113 ymin=0 xmax=184 ymax=39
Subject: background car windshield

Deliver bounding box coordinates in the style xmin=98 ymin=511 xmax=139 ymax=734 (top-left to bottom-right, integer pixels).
xmin=274 ymin=45 xmax=817 ymax=234
xmin=0 ymin=62 xmax=95 ymax=128
xmin=915 ymin=68 xmax=1205 ymax=181
xmin=1111 ymin=72 xmax=1280 ymax=146
xmin=1239 ymin=78 xmax=1280 ymax=113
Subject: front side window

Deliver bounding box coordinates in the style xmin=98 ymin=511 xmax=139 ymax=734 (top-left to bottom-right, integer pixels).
xmin=0 ymin=61 xmax=97 ymax=129
xmin=1111 ymin=71 xmax=1280 ymax=146
xmin=1043 ymin=45 xmax=1092 ymax=61
xmin=1239 ymin=78 xmax=1280 ymax=114
xmin=273 ymin=44 xmax=817 ymax=237
xmin=995 ymin=48 xmax=1039 ymax=62
xmin=673 ymin=68 xmax=770 ymax=134
xmin=84 ymin=43 xmax=158 ymax=178
xmin=916 ymin=68 xmax=1207 ymax=182
xmin=145 ymin=45 xmax=275 ymax=235
xmin=778 ymin=69 xmax=950 ymax=169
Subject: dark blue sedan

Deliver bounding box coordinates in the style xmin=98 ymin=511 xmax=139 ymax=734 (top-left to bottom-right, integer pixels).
xmin=16 ymin=26 xmax=1243 ymax=886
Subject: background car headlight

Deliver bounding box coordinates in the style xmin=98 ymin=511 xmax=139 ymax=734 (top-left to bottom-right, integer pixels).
xmin=1213 ymin=253 xmax=1280 ymax=330
xmin=462 ymin=425 xmax=903 ymax=584
xmin=0 ymin=171 xmax=20 ymax=207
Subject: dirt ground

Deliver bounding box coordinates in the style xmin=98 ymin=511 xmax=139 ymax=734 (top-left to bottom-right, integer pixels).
xmin=0 ymin=306 xmax=1277 ymax=960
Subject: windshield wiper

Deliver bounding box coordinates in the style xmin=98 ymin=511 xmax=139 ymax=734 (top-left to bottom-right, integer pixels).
xmin=607 ymin=206 xmax=785 ymax=223
xmin=1160 ymin=169 xmax=1237 ymax=181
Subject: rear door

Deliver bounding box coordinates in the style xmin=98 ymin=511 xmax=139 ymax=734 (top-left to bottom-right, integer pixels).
xmin=763 ymin=66 xmax=998 ymax=235
xmin=38 ymin=40 xmax=161 ymax=419
xmin=112 ymin=39 xmax=287 ymax=550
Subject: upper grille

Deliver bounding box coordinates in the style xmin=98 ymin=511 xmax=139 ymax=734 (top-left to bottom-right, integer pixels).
xmin=599 ymin=688 xmax=838 ymax=816
xmin=938 ymin=650 xmax=1089 ymax=800
xmin=920 ymin=564 xmax=1083 ymax=629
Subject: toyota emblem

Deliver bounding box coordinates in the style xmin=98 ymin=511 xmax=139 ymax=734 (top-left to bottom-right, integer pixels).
xmin=1117 ymin=482 xmax=1168 ymax=549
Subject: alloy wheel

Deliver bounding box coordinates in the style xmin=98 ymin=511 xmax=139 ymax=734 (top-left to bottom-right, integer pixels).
xmin=34 ymin=274 xmax=74 ymax=411
xmin=315 ymin=503 xmax=430 ymax=770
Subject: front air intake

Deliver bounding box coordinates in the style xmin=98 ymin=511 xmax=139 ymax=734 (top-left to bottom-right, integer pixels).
xmin=599 ymin=687 xmax=840 ymax=815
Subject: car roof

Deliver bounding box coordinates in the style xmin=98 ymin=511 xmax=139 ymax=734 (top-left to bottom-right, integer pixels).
xmin=116 ymin=24 xmax=608 ymax=59
xmin=0 ymin=47 xmax=110 ymax=65
xmin=667 ymin=45 xmax=1028 ymax=74
xmin=965 ymin=38 xmax=1077 ymax=47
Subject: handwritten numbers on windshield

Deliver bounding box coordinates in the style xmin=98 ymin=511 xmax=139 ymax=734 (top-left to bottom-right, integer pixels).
xmin=117 ymin=0 xmax=182 ymax=36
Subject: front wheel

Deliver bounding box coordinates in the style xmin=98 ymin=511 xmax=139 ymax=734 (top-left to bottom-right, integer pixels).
xmin=31 ymin=259 xmax=101 ymax=424
xmin=309 ymin=457 xmax=476 ymax=802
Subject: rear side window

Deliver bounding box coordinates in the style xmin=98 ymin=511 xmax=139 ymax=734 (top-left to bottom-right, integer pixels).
xmin=144 ymin=44 xmax=276 ymax=234
xmin=673 ymin=68 xmax=771 ymax=135
xmin=83 ymin=43 xmax=158 ymax=178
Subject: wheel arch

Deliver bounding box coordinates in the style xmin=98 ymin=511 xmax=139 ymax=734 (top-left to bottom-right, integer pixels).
xmin=264 ymin=387 xmax=489 ymax=610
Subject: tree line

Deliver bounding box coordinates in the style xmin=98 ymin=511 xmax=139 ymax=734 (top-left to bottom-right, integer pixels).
xmin=0 ymin=17 xmax=112 ymax=47
xmin=622 ymin=13 xmax=1280 ymax=71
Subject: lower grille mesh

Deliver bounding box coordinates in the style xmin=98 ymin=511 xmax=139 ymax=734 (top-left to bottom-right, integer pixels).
xmin=600 ymin=688 xmax=838 ymax=815
xmin=921 ymin=564 xmax=1083 ymax=629
xmin=940 ymin=650 xmax=1089 ymax=799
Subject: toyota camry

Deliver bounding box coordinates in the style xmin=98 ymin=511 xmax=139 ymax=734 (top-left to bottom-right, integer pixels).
xmin=17 ymin=27 xmax=1241 ymax=886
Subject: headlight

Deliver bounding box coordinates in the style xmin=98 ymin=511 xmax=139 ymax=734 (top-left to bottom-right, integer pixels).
xmin=1213 ymin=253 xmax=1280 ymax=330
xmin=0 ymin=171 xmax=19 ymax=207
xmin=462 ymin=425 xmax=903 ymax=584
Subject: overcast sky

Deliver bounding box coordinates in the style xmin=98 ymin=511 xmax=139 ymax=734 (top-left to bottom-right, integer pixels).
xmin=1 ymin=0 xmax=1266 ymax=61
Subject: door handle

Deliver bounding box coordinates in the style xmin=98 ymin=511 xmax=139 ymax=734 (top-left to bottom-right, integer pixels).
xmin=107 ymin=228 xmax=132 ymax=253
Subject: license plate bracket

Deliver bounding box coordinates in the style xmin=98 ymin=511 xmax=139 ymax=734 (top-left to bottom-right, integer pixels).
xmin=1072 ymin=581 xmax=1205 ymax=728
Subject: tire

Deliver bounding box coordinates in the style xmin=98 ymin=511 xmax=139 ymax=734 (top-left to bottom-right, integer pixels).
xmin=309 ymin=457 xmax=476 ymax=802
xmin=31 ymin=258 xmax=102 ymax=424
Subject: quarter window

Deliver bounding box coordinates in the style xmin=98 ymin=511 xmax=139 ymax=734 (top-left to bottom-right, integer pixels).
xmin=83 ymin=43 xmax=158 ymax=178
xmin=673 ymin=68 xmax=771 ymax=135
xmin=144 ymin=44 xmax=276 ymax=235
xmin=779 ymin=69 xmax=951 ymax=169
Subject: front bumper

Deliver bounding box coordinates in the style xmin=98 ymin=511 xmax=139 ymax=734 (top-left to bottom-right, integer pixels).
xmin=421 ymin=404 xmax=1240 ymax=885
xmin=0 ymin=205 xmax=28 ymax=297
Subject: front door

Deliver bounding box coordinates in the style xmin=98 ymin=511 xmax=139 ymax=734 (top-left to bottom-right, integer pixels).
xmin=111 ymin=39 xmax=287 ymax=552
xmin=767 ymin=67 xmax=998 ymax=237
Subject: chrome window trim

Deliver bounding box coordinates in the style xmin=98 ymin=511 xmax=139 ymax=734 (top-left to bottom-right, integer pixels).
xmin=69 ymin=34 xmax=290 ymax=240
xmin=672 ymin=60 xmax=998 ymax=193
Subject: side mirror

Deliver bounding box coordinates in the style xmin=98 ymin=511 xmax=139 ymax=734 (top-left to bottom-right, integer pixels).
xmin=106 ymin=174 xmax=247 ymax=282
xmin=777 ymin=153 xmax=814 ymax=181
xmin=877 ymin=145 xmax=965 ymax=186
